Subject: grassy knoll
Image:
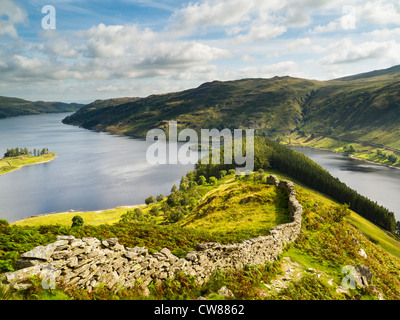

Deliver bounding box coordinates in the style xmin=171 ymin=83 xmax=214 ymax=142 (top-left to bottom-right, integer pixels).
xmin=0 ymin=153 xmax=57 ymax=175
xmin=178 ymin=177 xmax=290 ymax=235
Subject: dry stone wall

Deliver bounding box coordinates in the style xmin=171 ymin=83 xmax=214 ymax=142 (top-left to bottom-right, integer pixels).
xmin=1 ymin=176 xmax=303 ymax=292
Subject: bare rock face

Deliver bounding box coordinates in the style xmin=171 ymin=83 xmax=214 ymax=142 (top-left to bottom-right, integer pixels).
xmin=354 ymin=265 xmax=373 ymax=288
xmin=1 ymin=176 xmax=303 ymax=293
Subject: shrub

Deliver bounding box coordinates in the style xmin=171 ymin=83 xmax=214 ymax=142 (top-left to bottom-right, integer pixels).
xmin=71 ymin=216 xmax=84 ymax=228
xmin=179 ymin=183 xmax=189 ymax=191
xmin=388 ymin=154 xmax=398 ymax=164
xmin=145 ymin=195 xmax=156 ymax=205
xmin=166 ymin=207 xmax=186 ymax=223
xmin=219 ymin=170 xmax=227 ymax=178
xmin=330 ymin=204 xmax=351 ymax=223
xmin=198 ymin=176 xmax=207 ymax=185
xmin=149 ymin=206 xmax=159 ymax=217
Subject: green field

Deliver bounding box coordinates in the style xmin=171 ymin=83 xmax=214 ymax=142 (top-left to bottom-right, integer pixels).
xmin=0 ymin=153 xmax=57 ymax=175
xmin=13 ymin=205 xmax=141 ymax=227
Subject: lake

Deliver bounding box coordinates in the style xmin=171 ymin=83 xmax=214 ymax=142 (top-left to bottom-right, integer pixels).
xmin=0 ymin=113 xmax=199 ymax=222
xmin=1 ymin=114 xmax=399 ymax=223
xmin=290 ymin=146 xmax=400 ymax=221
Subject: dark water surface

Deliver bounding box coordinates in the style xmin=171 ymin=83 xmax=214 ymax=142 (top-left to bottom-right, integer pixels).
xmin=290 ymin=146 xmax=400 ymax=221
xmin=0 ymin=113 xmax=198 ymax=222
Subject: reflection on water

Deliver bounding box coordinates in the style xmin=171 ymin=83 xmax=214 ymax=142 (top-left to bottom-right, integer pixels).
xmin=290 ymin=146 xmax=400 ymax=221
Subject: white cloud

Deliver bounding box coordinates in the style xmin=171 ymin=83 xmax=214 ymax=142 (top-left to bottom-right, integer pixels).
xmin=169 ymin=0 xmax=286 ymax=38
xmin=235 ymin=61 xmax=301 ymax=79
xmin=309 ymin=19 xmax=343 ymax=34
xmin=360 ymin=0 xmax=400 ymax=25
xmin=0 ymin=21 xmax=231 ymax=85
xmin=309 ymin=0 xmax=400 ymax=34
xmin=364 ymin=27 xmax=400 ymax=39
xmin=242 ymin=54 xmax=255 ymax=62
xmin=319 ymin=38 xmax=400 ymax=65
xmin=171 ymin=0 xmax=255 ymax=32
xmin=235 ymin=23 xmax=287 ymax=43
xmin=286 ymin=38 xmax=312 ymax=51
xmin=0 ymin=0 xmax=27 ymax=38
xmin=41 ymin=32 xmax=79 ymax=58
xmin=82 ymin=23 xmax=157 ymax=58
xmin=2 ymin=0 xmax=400 ymax=103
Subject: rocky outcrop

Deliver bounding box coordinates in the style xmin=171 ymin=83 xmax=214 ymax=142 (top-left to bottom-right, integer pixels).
xmin=1 ymin=176 xmax=303 ymax=292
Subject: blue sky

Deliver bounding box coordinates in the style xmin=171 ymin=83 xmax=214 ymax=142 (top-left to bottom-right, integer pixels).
xmin=1 ymin=0 xmax=400 ymax=103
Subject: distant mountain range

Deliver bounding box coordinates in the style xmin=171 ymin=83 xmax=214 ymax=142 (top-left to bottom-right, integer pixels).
xmin=60 ymin=64 xmax=399 ymax=150
xmin=0 ymin=96 xmax=83 ymax=119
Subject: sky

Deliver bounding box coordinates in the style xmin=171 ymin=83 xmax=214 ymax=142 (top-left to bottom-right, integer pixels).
xmin=1 ymin=0 xmax=400 ymax=103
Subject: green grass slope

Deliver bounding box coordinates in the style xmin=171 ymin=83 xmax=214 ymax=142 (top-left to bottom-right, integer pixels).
xmin=2 ymin=171 xmax=400 ymax=300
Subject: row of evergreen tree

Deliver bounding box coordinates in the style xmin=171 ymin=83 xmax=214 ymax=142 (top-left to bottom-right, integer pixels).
xmin=4 ymin=147 xmax=49 ymax=158
xmin=194 ymin=136 xmax=397 ymax=233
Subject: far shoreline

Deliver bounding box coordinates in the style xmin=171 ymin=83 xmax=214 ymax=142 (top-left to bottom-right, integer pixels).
xmin=288 ymin=144 xmax=400 ymax=171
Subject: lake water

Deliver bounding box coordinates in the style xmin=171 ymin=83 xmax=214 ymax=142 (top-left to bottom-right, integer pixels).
xmin=0 ymin=113 xmax=199 ymax=222
xmin=290 ymin=146 xmax=400 ymax=221
xmin=1 ymin=114 xmax=399 ymax=223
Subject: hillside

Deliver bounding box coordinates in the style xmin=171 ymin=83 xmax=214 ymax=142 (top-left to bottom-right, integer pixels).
xmin=63 ymin=77 xmax=324 ymax=138
xmin=2 ymin=170 xmax=400 ymax=300
xmin=62 ymin=65 xmax=400 ymax=165
xmin=299 ymin=77 xmax=400 ymax=150
xmin=0 ymin=96 xmax=83 ymax=119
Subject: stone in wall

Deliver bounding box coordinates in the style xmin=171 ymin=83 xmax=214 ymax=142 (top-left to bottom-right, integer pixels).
xmin=1 ymin=175 xmax=303 ymax=293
